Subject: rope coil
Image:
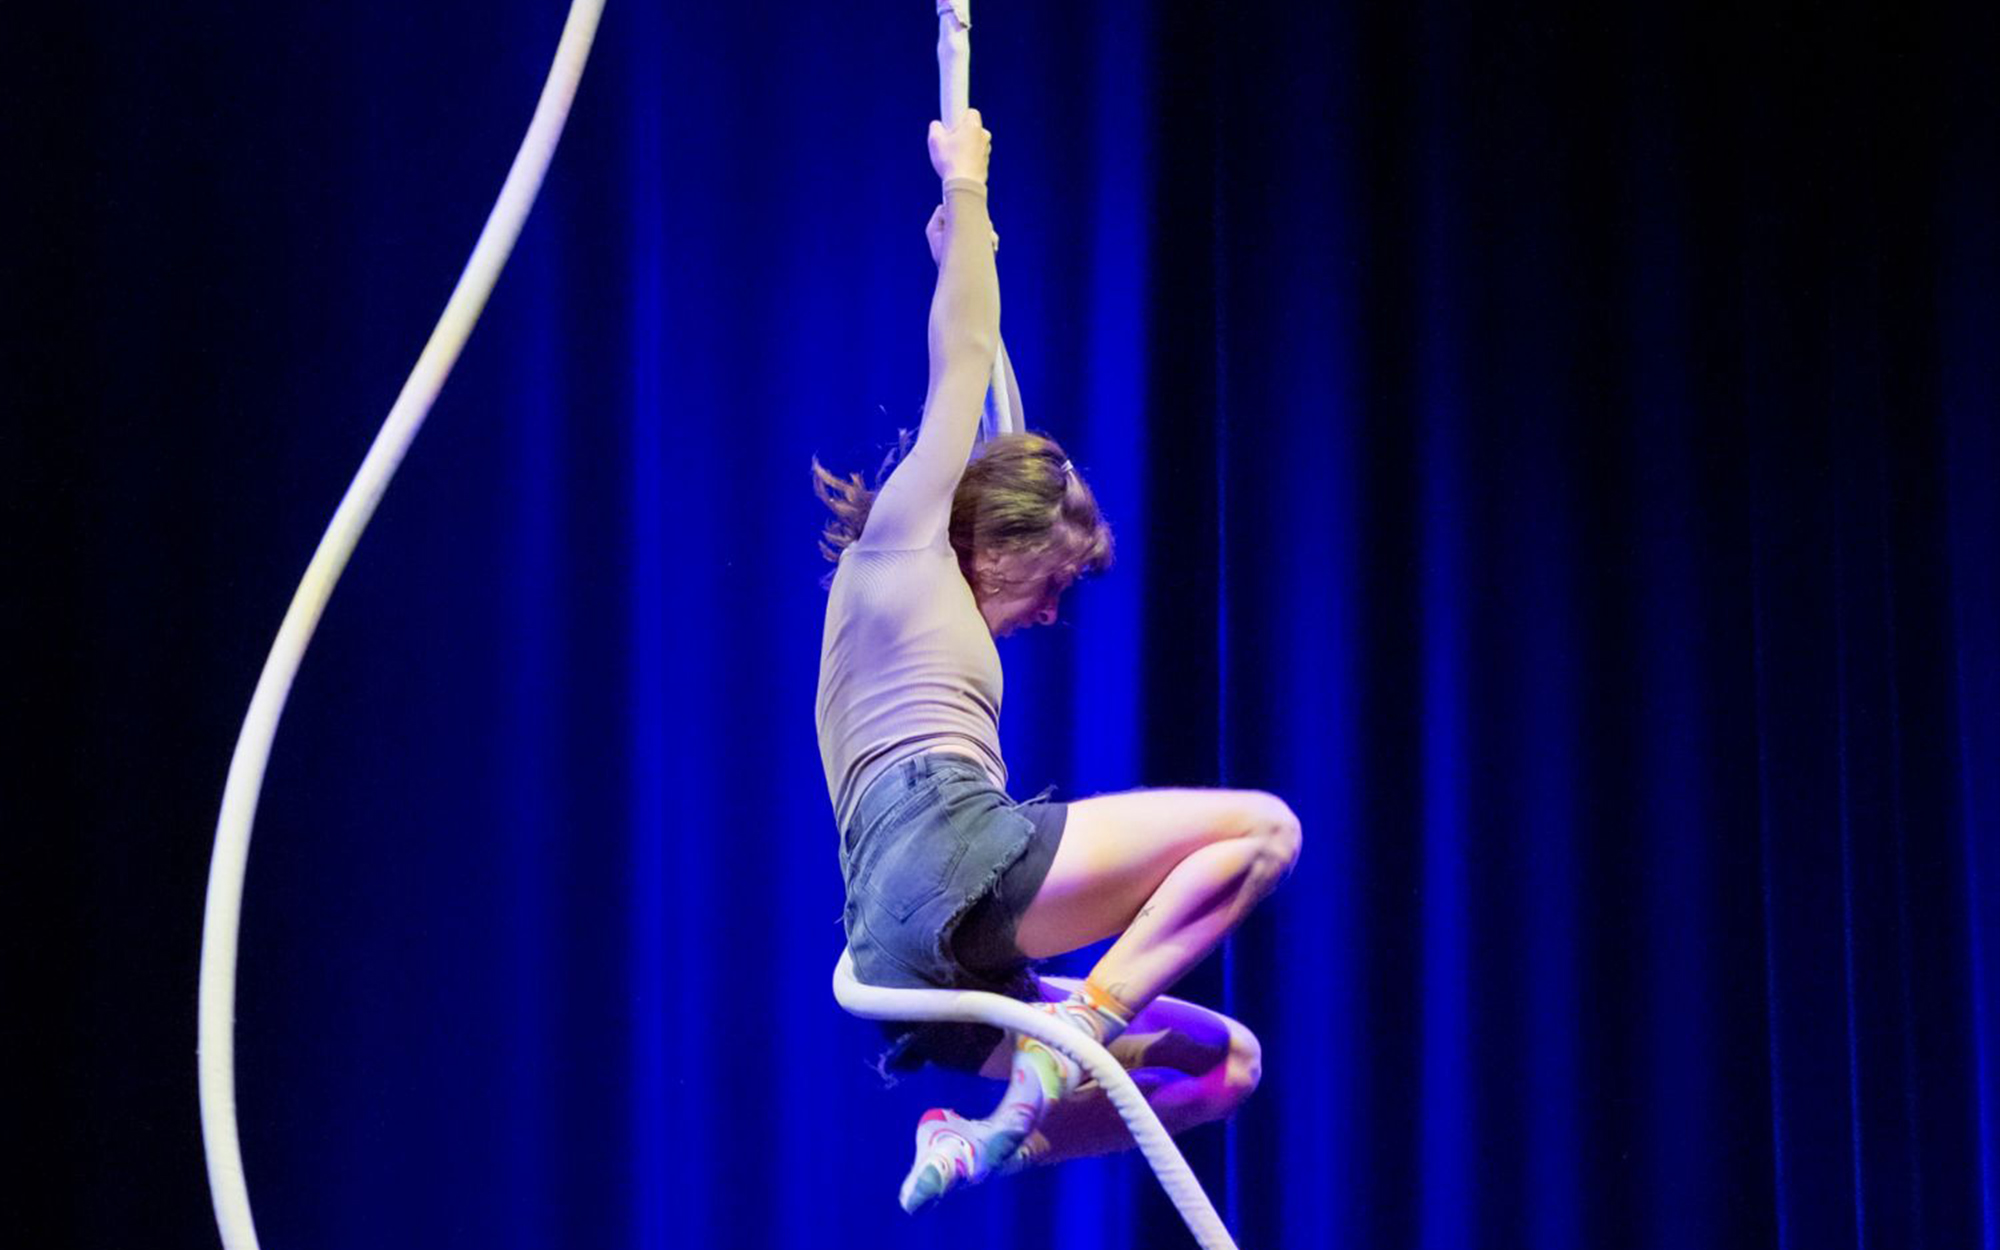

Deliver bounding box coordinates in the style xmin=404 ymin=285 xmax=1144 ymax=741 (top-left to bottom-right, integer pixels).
xmin=833 ymin=950 xmax=1241 ymax=1248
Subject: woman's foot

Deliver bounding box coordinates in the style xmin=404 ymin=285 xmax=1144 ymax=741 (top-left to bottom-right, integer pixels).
xmin=899 ymin=984 xmax=1135 ymax=1212
xmin=899 ymin=1106 xmax=1034 ymax=1212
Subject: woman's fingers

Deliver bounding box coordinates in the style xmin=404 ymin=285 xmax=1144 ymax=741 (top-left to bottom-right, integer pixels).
xmin=928 ymin=109 xmax=992 ymax=183
xmin=927 ymin=109 xmax=996 ymax=258
xmin=926 ymin=204 xmax=948 ymax=264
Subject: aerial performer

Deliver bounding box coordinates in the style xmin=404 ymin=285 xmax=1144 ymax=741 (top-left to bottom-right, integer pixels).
xmin=810 ymin=99 xmax=1304 ymax=1213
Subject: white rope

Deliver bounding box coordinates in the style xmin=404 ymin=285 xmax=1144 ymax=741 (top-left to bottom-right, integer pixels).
xmin=935 ymin=0 xmax=1025 ymax=444
xmin=195 ymin=5 xmax=606 ymax=1246
xmin=834 ymin=950 xmax=1242 ymax=1249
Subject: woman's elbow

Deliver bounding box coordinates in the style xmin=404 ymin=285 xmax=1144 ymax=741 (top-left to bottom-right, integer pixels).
xmin=928 ymin=324 xmax=1001 ymax=370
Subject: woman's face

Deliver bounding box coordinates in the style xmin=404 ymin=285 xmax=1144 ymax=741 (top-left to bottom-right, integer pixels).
xmin=970 ymin=549 xmax=1076 ymax=638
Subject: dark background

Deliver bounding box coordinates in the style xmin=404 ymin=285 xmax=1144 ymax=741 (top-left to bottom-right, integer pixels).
xmin=7 ymin=0 xmax=1996 ymax=1246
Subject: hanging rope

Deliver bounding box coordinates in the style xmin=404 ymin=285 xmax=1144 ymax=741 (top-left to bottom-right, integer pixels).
xmin=936 ymin=0 xmax=1026 ymax=444
xmin=195 ymin=5 xmax=606 ymax=1247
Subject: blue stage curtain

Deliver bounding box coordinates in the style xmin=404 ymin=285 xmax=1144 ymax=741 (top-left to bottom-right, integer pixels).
xmin=9 ymin=1 xmax=1994 ymax=1247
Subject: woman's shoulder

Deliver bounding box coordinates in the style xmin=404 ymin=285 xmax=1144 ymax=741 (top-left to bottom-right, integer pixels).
xmin=831 ymin=537 xmax=965 ymax=614
xmin=844 ymin=535 xmax=955 ymax=561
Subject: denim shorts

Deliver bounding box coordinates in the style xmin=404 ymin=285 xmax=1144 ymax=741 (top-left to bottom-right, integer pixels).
xmin=839 ymin=751 xmax=1067 ymax=1080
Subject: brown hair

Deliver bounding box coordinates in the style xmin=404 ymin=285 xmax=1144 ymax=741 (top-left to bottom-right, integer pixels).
xmin=810 ymin=429 xmax=1115 ymax=594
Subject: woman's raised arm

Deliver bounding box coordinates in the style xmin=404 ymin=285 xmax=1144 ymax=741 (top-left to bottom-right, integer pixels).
xmin=852 ymin=111 xmax=1000 ymax=551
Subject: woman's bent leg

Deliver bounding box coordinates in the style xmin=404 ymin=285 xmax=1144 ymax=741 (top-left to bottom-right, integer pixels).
xmin=980 ymin=982 xmax=1264 ymax=1166
xmin=903 ymin=788 xmax=1296 ymax=1208
xmin=1013 ymin=787 xmax=1302 ymax=1014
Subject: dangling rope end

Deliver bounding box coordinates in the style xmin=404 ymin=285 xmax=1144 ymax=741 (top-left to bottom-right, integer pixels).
xmin=195 ymin=4 xmax=605 ymax=1249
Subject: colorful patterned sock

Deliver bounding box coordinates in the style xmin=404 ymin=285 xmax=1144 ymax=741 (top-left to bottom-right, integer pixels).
xmin=898 ymin=1106 xmax=1029 ymax=1212
xmin=896 ymin=981 xmax=1135 ymax=1212
xmin=1012 ymin=978 xmax=1138 ymax=1105
xmin=995 ymin=1129 xmax=1049 ymax=1175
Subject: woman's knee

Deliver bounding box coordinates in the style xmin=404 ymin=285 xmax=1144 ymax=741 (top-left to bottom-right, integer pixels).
xmin=1238 ymin=791 xmax=1302 ymax=886
xmin=1182 ymin=791 xmax=1299 ymax=910
xmin=1212 ymin=1017 xmax=1264 ymax=1112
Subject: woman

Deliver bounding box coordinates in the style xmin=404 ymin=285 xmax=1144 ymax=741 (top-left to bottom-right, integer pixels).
xmin=812 ymin=111 xmax=1303 ymax=1212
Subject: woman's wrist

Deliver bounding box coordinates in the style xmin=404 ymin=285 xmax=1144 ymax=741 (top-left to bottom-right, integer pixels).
xmin=942 ymin=175 xmax=987 ymax=197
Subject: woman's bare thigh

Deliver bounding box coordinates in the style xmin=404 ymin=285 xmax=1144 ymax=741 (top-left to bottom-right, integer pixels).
xmin=974 ymin=975 xmax=1243 ymax=1080
xmin=1012 ymin=786 xmax=1288 ymax=962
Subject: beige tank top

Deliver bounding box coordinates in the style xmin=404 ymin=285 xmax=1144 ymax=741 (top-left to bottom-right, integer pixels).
xmin=815 ymin=532 xmax=1007 ymax=832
